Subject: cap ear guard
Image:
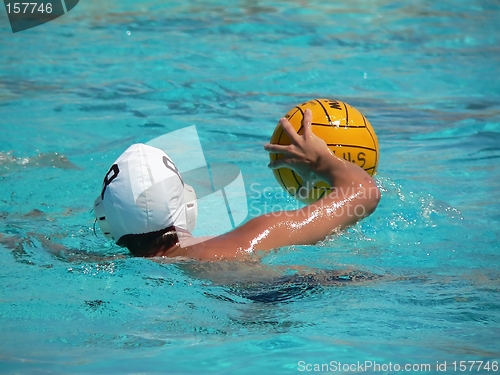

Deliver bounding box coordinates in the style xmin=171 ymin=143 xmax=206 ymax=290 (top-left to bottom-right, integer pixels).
xmin=184 ymin=184 xmax=197 ymax=233
xmin=93 ymin=195 xmax=114 ymax=240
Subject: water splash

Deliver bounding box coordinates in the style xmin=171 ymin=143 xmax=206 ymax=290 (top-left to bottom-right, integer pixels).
xmin=0 ymin=151 xmax=80 ymax=175
xmin=376 ymin=176 xmax=463 ymax=231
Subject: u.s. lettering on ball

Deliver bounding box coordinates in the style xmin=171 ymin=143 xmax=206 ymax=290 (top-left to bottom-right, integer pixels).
xmin=269 ymin=98 xmax=379 ymax=204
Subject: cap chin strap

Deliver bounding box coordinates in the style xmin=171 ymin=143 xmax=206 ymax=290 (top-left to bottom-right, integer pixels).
xmin=94 ymin=184 xmax=198 ymax=241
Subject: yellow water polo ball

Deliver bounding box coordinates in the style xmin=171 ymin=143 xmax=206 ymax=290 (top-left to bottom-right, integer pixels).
xmin=269 ymin=98 xmax=379 ymax=205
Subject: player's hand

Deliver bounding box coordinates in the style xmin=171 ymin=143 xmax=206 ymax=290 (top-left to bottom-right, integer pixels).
xmin=264 ymin=109 xmax=331 ymax=184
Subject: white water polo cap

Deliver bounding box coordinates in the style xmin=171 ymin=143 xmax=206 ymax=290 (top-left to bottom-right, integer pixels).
xmin=93 ymin=143 xmax=198 ymax=242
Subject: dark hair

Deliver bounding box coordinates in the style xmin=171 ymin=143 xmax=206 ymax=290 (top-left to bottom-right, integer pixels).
xmin=117 ymin=226 xmax=179 ymax=257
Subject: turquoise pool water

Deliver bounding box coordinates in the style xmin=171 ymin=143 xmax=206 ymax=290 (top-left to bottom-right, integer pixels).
xmin=1 ymin=0 xmax=499 ymax=373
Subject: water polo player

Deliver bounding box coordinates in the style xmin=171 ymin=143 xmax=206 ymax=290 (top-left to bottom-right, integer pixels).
xmin=93 ymin=109 xmax=381 ymax=260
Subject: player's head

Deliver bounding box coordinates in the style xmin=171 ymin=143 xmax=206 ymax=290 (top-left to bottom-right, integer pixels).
xmin=93 ymin=143 xmax=197 ymax=255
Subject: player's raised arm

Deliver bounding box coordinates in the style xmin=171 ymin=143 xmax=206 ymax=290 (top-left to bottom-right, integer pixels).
xmin=264 ymin=109 xmax=379 ymax=241
xmin=173 ymin=109 xmax=380 ymax=260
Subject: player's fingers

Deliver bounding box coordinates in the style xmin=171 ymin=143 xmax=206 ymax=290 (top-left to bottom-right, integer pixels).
xmin=267 ymin=157 xmax=298 ymax=170
xmin=279 ymin=117 xmax=301 ymax=144
xmin=263 ymin=143 xmax=294 ymax=155
xmin=302 ymin=109 xmax=313 ymax=138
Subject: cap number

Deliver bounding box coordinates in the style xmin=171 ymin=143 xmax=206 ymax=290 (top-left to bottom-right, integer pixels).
xmin=162 ymin=156 xmax=184 ymax=186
